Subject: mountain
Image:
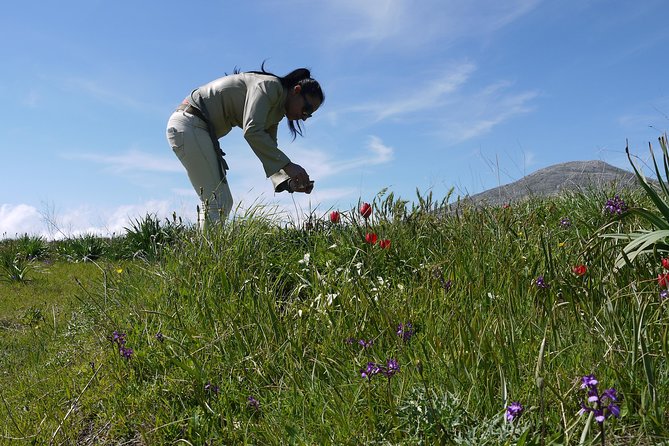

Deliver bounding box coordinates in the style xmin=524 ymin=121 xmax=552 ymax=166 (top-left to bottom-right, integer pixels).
xmin=461 ymin=160 xmax=641 ymax=207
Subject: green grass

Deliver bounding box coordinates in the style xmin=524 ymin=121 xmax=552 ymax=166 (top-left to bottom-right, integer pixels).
xmin=1 ymin=188 xmax=668 ymax=445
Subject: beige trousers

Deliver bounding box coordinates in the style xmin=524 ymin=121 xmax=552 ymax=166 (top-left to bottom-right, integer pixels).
xmin=166 ymin=110 xmax=233 ymax=227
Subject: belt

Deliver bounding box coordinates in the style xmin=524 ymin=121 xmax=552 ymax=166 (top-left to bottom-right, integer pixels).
xmin=175 ymin=101 xmax=229 ymax=173
xmin=176 ymin=103 xmax=207 ymax=123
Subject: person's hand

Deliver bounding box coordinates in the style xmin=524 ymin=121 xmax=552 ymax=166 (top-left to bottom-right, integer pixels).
xmin=289 ymin=179 xmax=314 ymax=194
xmin=283 ymin=162 xmax=311 ymax=191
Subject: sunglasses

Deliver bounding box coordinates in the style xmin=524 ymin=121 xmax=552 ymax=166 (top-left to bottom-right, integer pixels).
xmin=301 ymin=92 xmax=314 ymax=119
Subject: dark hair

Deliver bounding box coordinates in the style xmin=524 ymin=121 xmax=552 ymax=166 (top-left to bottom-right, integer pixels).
xmin=243 ymin=61 xmax=325 ymax=140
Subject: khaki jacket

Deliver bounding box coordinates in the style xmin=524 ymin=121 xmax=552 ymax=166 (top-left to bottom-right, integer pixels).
xmin=189 ymin=72 xmax=291 ymax=190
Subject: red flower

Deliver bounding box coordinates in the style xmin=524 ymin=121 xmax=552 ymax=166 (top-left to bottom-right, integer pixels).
xmin=658 ymin=273 xmax=669 ymax=288
xmin=329 ymin=211 xmax=340 ymax=223
xmin=379 ymin=239 xmax=391 ymax=249
xmin=662 ymin=258 xmax=669 ymax=270
xmin=359 ymin=202 xmax=372 ymax=219
xmin=365 ymin=232 xmax=378 ymax=244
xmin=572 ymin=264 xmax=587 ymax=276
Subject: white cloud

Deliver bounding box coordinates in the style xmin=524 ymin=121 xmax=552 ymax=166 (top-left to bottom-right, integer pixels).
xmin=0 ymin=204 xmax=44 ymax=238
xmin=0 ymin=200 xmax=192 ymax=240
xmin=64 ymin=149 xmax=183 ymax=174
xmin=441 ymin=85 xmax=539 ymax=143
xmin=345 ymin=64 xmax=538 ymax=142
xmin=64 ymin=77 xmax=154 ymax=112
xmin=352 ymin=63 xmax=476 ymax=121
xmin=318 ymin=0 xmax=540 ymax=49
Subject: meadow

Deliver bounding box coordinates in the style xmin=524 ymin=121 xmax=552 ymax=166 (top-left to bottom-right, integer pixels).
xmin=1 ymin=166 xmax=669 ymax=444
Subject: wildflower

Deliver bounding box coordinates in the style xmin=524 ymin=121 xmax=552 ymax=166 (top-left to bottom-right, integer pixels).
xmin=247 ymin=396 xmax=260 ymax=411
xmin=155 ymin=332 xmax=164 ymax=342
xmin=379 ymin=239 xmax=391 ymax=249
xmin=663 ymin=258 xmax=669 ymax=270
xmin=358 ymin=339 xmax=374 ymax=349
xmin=560 ymin=217 xmax=571 ymax=228
xmin=365 ymin=232 xmax=378 ymax=244
xmin=120 ymin=346 xmax=134 ymax=359
xmin=603 ymin=196 xmax=628 ymax=215
xmin=578 ymin=374 xmax=620 ymax=425
xmin=443 ymin=279 xmax=452 ymax=291
xmin=535 ymin=275 xmax=550 ymax=289
xmin=572 ymin=265 xmax=587 ymax=276
xmin=359 ymin=202 xmax=372 ymax=219
xmin=383 ymin=359 xmax=400 ymax=378
xmin=345 ymin=337 xmax=356 ymax=345
xmin=204 ymin=382 xmax=220 ymax=395
xmin=329 ymin=211 xmax=341 ymax=223
xmin=298 ymin=253 xmax=310 ymax=266
xmin=116 ymin=268 xmax=123 ymax=274
xmin=658 ymin=273 xmax=669 ymax=288
xmin=581 ymin=374 xmax=599 ymax=389
xmin=361 ymin=362 xmax=381 ymax=380
xmin=661 ymin=289 xmax=669 ymax=300
xmin=111 ymin=331 xmax=127 ymax=347
xmin=506 ymin=402 xmax=524 ymax=422
xmin=502 ymin=203 xmax=511 ymax=209
xmin=396 ymin=322 xmax=415 ymax=343
xmin=111 ymin=330 xmax=133 ymax=359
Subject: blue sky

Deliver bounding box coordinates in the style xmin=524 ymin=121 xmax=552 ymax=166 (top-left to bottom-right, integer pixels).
xmin=1 ymin=0 xmax=668 ymax=238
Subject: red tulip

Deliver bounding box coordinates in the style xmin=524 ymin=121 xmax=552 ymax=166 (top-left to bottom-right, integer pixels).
xmin=572 ymin=264 xmax=587 ymax=276
xmin=365 ymin=232 xmax=378 ymax=244
xmin=658 ymin=273 xmax=669 ymax=288
xmin=329 ymin=211 xmax=341 ymax=223
xmin=662 ymin=258 xmax=669 ymax=270
xmin=379 ymin=239 xmax=391 ymax=249
xmin=359 ymin=202 xmax=372 ymax=219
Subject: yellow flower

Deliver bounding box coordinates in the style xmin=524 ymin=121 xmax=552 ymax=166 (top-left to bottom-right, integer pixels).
xmin=116 ymin=268 xmax=123 ymax=274
xmin=558 ymin=242 xmax=566 ymax=248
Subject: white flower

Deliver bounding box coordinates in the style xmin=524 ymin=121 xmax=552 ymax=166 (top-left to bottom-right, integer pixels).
xmin=298 ymin=253 xmax=310 ymax=266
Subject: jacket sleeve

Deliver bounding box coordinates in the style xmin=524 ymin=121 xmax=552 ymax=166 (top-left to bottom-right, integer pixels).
xmin=242 ymin=82 xmax=291 ymax=177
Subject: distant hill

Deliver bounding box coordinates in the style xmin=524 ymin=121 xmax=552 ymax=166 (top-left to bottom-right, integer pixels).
xmin=461 ymin=160 xmax=641 ymax=207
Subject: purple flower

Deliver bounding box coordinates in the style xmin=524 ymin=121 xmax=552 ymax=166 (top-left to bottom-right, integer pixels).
xmin=578 ymin=375 xmax=620 ymax=425
xmin=111 ymin=331 xmax=127 ymax=347
xmin=443 ymin=279 xmax=452 ymax=291
xmin=358 ymin=339 xmax=374 ymax=349
xmin=560 ymin=217 xmax=572 ymax=228
xmin=112 ymin=330 xmax=133 ymax=359
xmin=397 ymin=323 xmax=415 ymax=343
xmin=383 ymin=359 xmax=400 ymax=378
xmin=155 ymin=332 xmax=164 ymax=342
xmin=120 ymin=346 xmax=134 ymax=359
xmin=345 ymin=337 xmax=356 ymax=345
xmin=604 ymin=196 xmax=628 ymax=215
xmin=204 ymin=382 xmax=220 ymax=395
xmin=247 ymin=396 xmax=260 ymax=411
xmin=581 ymin=374 xmax=599 ymax=389
xmin=535 ymin=276 xmax=550 ymax=289
xmin=506 ymin=402 xmax=524 ymax=422
xmin=661 ymin=289 xmax=669 ymax=300
xmin=361 ymin=362 xmax=381 ymax=380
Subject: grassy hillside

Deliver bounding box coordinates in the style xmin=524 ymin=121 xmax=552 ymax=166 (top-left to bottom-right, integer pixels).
xmin=1 ymin=187 xmax=667 ymax=445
